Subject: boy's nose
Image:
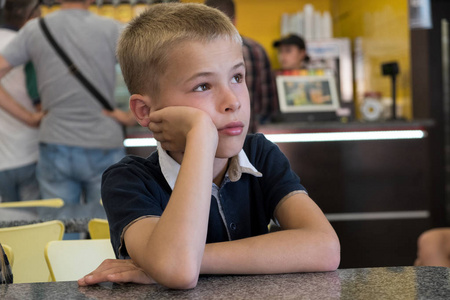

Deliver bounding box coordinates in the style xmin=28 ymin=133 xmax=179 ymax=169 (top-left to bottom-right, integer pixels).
xmin=221 ymin=88 xmax=241 ymax=113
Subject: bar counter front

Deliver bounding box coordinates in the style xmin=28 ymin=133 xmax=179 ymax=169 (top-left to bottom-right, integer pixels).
xmin=2 ymin=267 xmax=450 ymax=299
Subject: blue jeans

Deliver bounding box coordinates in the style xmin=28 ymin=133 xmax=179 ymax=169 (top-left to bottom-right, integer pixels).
xmin=0 ymin=163 xmax=40 ymax=202
xmin=36 ymin=143 xmax=125 ymax=205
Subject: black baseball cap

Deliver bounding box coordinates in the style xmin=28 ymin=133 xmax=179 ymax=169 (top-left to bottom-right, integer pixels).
xmin=273 ymin=34 xmax=306 ymax=50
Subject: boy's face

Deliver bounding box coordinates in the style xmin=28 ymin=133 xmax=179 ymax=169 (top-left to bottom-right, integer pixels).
xmin=277 ymin=44 xmax=306 ymax=70
xmin=152 ymin=38 xmax=250 ymax=159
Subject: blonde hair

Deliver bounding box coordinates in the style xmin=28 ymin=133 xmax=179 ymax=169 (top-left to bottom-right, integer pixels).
xmin=117 ymin=3 xmax=242 ymax=98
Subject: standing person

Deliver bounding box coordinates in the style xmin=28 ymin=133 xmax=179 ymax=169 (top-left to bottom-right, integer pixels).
xmin=0 ymin=0 xmax=134 ymax=206
xmin=273 ymin=34 xmax=310 ymax=70
xmin=205 ymin=0 xmax=278 ymax=133
xmin=78 ymin=3 xmax=339 ymax=289
xmin=0 ymin=0 xmax=41 ymax=202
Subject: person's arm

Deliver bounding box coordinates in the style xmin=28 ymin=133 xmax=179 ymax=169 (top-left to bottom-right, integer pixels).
xmin=79 ymin=193 xmax=339 ymax=287
xmin=0 ymin=55 xmax=44 ymax=127
xmin=102 ymin=109 xmax=137 ymax=126
xmin=201 ymin=193 xmax=340 ymax=274
xmin=415 ymin=228 xmax=450 ymax=267
xmin=125 ymin=105 xmax=219 ymax=289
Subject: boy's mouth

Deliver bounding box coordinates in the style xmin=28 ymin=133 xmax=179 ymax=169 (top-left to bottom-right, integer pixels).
xmin=218 ymin=121 xmax=245 ymax=136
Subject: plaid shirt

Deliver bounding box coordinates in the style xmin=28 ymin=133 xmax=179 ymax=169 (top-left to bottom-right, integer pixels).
xmin=242 ymin=37 xmax=278 ymax=133
xmin=0 ymin=244 xmax=13 ymax=284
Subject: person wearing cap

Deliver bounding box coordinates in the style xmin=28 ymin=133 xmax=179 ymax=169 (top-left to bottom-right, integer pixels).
xmin=273 ymin=34 xmax=310 ymax=70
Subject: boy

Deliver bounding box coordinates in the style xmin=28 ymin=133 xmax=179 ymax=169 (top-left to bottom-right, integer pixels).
xmin=78 ymin=3 xmax=339 ymax=289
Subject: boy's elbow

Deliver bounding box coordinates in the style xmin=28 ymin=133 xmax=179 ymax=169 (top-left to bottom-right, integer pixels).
xmin=324 ymin=250 xmax=340 ymax=271
xmin=150 ymin=262 xmax=200 ymax=289
xmin=160 ymin=272 xmax=199 ymax=290
xmin=320 ymin=236 xmax=341 ymax=271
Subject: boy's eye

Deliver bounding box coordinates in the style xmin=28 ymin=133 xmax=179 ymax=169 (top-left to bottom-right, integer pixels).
xmin=193 ymin=83 xmax=210 ymax=92
xmin=232 ymin=74 xmax=244 ymax=83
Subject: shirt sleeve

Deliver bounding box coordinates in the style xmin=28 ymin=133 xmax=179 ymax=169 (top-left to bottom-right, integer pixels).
xmin=247 ymin=134 xmax=307 ymax=217
xmin=101 ymin=156 xmax=169 ymax=258
xmin=0 ymin=20 xmax=35 ymax=67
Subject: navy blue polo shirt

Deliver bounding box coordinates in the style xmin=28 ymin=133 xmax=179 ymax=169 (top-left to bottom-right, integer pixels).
xmin=101 ymin=133 xmax=306 ymax=258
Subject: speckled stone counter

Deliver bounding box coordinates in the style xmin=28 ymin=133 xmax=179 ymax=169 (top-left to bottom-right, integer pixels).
xmin=2 ymin=267 xmax=450 ymax=299
xmin=0 ymin=203 xmax=107 ymax=233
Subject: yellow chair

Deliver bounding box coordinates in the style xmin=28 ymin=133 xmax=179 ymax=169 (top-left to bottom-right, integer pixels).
xmin=2 ymin=244 xmax=14 ymax=267
xmin=0 ymin=198 xmax=64 ymax=208
xmin=0 ymin=220 xmax=65 ymax=283
xmin=45 ymin=239 xmax=116 ymax=282
xmin=88 ymin=218 xmax=110 ymax=239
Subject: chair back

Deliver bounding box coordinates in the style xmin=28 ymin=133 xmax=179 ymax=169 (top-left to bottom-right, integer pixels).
xmin=45 ymin=239 xmax=116 ymax=282
xmin=0 ymin=198 xmax=64 ymax=208
xmin=2 ymin=244 xmax=14 ymax=267
xmin=0 ymin=220 xmax=64 ymax=283
xmin=88 ymin=218 xmax=110 ymax=239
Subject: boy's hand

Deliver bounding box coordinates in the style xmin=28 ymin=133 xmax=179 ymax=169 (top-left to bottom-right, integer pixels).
xmin=148 ymin=106 xmax=218 ymax=152
xmin=77 ymin=259 xmax=155 ymax=286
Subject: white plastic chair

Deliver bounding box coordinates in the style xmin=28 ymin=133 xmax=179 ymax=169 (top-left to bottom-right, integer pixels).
xmin=45 ymin=239 xmax=116 ymax=282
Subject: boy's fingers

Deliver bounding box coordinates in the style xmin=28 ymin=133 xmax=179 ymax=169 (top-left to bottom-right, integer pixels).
xmin=77 ymin=277 xmax=87 ymax=286
xmin=77 ymin=259 xmax=132 ymax=286
xmin=148 ymin=122 xmax=162 ymax=133
xmin=78 ymin=273 xmax=112 ymax=286
xmin=108 ymin=269 xmax=155 ymax=285
xmin=152 ymin=132 xmax=165 ymax=143
xmin=78 ymin=266 xmax=154 ymax=286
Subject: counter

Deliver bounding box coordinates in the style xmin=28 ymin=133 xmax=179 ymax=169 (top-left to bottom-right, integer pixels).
xmin=2 ymin=267 xmax=450 ymax=299
xmin=0 ymin=203 xmax=106 ymax=233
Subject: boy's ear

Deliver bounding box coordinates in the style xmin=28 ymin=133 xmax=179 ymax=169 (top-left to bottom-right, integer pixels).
xmin=129 ymin=94 xmax=152 ymax=128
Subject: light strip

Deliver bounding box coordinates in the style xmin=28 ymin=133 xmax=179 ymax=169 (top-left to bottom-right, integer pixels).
xmin=124 ymin=138 xmax=158 ymax=147
xmin=325 ymin=210 xmax=429 ymax=222
xmin=265 ymin=130 xmax=426 ymax=143
xmin=123 ymin=130 xmax=426 ymax=147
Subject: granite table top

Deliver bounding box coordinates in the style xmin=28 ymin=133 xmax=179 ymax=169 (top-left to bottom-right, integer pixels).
xmin=1 ymin=266 xmax=450 ymax=299
xmin=0 ymin=203 xmax=107 ymax=233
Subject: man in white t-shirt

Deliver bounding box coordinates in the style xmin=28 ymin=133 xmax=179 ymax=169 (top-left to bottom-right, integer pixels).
xmin=0 ymin=0 xmax=41 ymax=202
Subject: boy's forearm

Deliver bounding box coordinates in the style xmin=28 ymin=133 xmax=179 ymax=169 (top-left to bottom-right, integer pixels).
xmin=201 ymin=229 xmax=340 ymax=274
xmin=133 ymin=127 xmax=218 ymax=288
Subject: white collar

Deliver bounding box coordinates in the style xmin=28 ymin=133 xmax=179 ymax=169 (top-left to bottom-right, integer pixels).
xmin=157 ymin=143 xmax=262 ymax=190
